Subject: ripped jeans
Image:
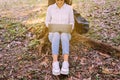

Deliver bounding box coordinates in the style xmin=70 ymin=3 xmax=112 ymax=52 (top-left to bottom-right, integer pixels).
xmin=48 ymin=32 xmax=71 ymax=55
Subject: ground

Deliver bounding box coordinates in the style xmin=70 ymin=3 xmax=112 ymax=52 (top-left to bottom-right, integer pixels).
xmin=0 ymin=0 xmax=120 ymax=80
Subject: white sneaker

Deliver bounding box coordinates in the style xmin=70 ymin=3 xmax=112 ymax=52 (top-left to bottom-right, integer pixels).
xmin=61 ymin=61 xmax=69 ymax=75
xmin=52 ymin=61 xmax=60 ymax=75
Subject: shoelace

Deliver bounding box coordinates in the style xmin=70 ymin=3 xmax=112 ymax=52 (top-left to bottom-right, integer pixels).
xmin=53 ymin=63 xmax=59 ymax=69
xmin=62 ymin=62 xmax=69 ymax=69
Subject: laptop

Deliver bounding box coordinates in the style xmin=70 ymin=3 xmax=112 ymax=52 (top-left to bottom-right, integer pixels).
xmin=48 ymin=24 xmax=72 ymax=33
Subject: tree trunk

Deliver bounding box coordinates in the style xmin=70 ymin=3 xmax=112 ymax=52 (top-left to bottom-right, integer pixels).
xmin=71 ymin=32 xmax=120 ymax=58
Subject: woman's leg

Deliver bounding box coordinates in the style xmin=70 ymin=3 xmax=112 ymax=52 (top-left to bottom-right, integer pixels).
xmin=48 ymin=32 xmax=60 ymax=61
xmin=60 ymin=33 xmax=71 ymax=75
xmin=63 ymin=54 xmax=69 ymax=61
xmin=48 ymin=32 xmax=60 ymax=75
xmin=61 ymin=33 xmax=71 ymax=60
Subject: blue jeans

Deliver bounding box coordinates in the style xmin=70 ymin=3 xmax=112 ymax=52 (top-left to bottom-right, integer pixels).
xmin=48 ymin=32 xmax=71 ymax=55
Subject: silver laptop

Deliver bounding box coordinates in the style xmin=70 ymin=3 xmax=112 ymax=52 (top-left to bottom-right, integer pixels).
xmin=48 ymin=24 xmax=72 ymax=33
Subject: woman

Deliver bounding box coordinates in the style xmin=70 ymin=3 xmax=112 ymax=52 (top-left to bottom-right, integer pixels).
xmin=45 ymin=0 xmax=74 ymax=75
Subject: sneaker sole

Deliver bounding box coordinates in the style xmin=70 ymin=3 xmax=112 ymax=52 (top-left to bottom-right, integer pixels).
xmin=52 ymin=71 xmax=60 ymax=76
xmin=60 ymin=70 xmax=69 ymax=75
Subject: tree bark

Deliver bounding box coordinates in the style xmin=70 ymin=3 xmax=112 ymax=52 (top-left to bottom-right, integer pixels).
xmin=38 ymin=31 xmax=48 ymax=55
xmin=71 ymin=32 xmax=120 ymax=58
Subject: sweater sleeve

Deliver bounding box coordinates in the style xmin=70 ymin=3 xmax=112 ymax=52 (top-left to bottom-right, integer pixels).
xmin=45 ymin=6 xmax=51 ymax=27
xmin=69 ymin=7 xmax=74 ymax=30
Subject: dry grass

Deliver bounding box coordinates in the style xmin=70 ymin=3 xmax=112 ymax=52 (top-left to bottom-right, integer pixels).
xmin=0 ymin=0 xmax=47 ymax=10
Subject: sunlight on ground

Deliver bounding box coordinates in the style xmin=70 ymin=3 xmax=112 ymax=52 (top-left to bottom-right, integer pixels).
xmin=24 ymin=17 xmax=45 ymax=25
xmin=0 ymin=0 xmax=80 ymax=25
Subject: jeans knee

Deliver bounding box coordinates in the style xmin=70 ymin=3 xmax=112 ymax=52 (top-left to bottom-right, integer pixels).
xmin=61 ymin=33 xmax=69 ymax=41
xmin=53 ymin=32 xmax=60 ymax=40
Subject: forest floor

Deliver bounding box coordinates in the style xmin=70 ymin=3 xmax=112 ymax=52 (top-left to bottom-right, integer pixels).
xmin=0 ymin=0 xmax=120 ymax=80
